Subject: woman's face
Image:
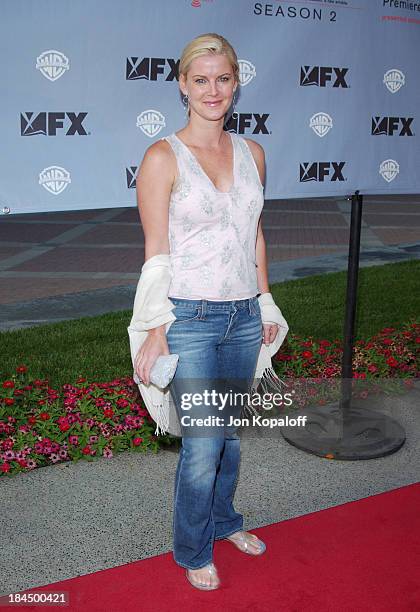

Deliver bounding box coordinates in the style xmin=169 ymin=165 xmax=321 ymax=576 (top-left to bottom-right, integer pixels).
xmin=180 ymin=53 xmax=237 ymax=121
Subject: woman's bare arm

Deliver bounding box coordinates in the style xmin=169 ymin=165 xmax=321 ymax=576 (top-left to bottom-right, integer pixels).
xmin=255 ymin=219 xmax=270 ymax=295
xmin=244 ymin=139 xmax=269 ymax=294
xmin=136 ymin=140 xmax=175 ymax=261
xmin=245 ymin=138 xmax=278 ymax=345
xmin=134 ymin=140 xmax=176 ymax=383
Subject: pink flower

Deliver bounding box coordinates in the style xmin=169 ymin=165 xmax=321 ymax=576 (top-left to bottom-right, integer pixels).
xmin=117 ymin=398 xmax=129 ymax=408
xmin=57 ymin=416 xmax=70 ymax=432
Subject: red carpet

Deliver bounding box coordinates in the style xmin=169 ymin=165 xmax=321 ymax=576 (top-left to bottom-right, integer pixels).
xmin=3 ymin=483 xmax=420 ymax=611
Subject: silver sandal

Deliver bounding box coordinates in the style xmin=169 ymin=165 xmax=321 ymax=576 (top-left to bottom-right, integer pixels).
xmin=185 ymin=562 xmax=220 ymax=590
xmin=226 ymin=531 xmax=266 ymax=555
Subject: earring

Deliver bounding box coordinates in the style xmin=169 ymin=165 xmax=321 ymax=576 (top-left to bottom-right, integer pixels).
xmin=182 ymin=93 xmax=189 ymax=120
xmin=231 ymin=92 xmax=237 ymax=116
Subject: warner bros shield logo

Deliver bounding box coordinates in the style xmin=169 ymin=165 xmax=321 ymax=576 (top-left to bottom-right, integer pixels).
xmin=136 ymin=110 xmax=166 ymax=137
xmin=36 ymin=50 xmax=70 ymax=82
xmin=379 ymin=159 xmax=400 ymax=183
xmin=39 ymin=166 xmax=71 ymax=195
xmin=383 ymin=69 xmax=405 ymax=94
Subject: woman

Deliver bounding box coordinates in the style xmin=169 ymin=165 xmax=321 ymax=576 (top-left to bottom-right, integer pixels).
xmin=133 ymin=33 xmax=284 ymax=590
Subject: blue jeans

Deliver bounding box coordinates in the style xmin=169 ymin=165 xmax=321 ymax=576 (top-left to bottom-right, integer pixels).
xmin=166 ymin=296 xmax=263 ymax=570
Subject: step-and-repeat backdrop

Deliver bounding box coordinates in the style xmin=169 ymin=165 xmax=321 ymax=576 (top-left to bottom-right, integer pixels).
xmin=1 ymin=0 xmax=419 ymax=215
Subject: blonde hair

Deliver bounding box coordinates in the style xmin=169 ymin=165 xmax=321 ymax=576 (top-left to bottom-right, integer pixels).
xmin=179 ymin=33 xmax=239 ymax=82
xmin=179 ymin=33 xmax=239 ymax=117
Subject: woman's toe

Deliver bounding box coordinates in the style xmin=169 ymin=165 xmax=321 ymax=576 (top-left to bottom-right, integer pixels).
xmin=246 ymin=533 xmax=265 ymax=553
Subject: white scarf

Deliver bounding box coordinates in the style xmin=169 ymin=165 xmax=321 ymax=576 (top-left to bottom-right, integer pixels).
xmin=128 ymin=254 xmax=289 ymax=436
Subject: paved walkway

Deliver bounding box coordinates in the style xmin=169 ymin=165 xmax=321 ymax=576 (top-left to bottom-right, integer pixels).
xmin=0 ymin=194 xmax=419 ymax=330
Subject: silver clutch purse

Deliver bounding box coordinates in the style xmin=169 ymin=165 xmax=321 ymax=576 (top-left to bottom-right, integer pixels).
xmin=149 ymin=354 xmax=179 ymax=388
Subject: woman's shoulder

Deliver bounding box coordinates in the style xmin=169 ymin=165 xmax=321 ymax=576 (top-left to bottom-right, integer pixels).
xmin=242 ymin=137 xmax=265 ymax=168
xmin=239 ymin=136 xmax=266 ymax=186
xmin=138 ymin=136 xmax=177 ymax=186
xmin=241 ymin=136 xmax=265 ymax=160
xmin=144 ymin=135 xmax=174 ymax=158
xmin=140 ymin=136 xmax=177 ymax=172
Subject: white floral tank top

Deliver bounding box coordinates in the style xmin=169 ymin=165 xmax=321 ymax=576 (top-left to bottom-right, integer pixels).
xmin=161 ymin=131 xmax=264 ymax=300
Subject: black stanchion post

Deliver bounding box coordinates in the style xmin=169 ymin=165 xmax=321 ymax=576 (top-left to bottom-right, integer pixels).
xmin=339 ymin=190 xmax=363 ymax=436
xmin=279 ymin=191 xmax=406 ymax=459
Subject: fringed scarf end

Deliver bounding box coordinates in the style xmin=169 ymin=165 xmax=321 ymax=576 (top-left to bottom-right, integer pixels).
xmin=241 ymin=401 xmax=260 ymax=418
xmin=153 ymin=402 xmax=170 ymax=436
xmin=259 ymin=366 xmax=287 ymax=395
xmin=241 ymin=380 xmax=262 ymax=418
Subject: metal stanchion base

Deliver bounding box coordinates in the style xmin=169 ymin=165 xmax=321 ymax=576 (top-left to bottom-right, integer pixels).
xmin=280 ymin=403 xmax=406 ymax=460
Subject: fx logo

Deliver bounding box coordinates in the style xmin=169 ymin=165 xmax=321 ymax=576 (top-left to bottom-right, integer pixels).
xmin=300 ymin=66 xmax=349 ymax=88
xmin=225 ymin=113 xmax=269 ymax=134
xmin=371 ymin=116 xmax=413 ymax=136
xmin=300 ymin=162 xmax=346 ymax=182
xmin=126 ymin=57 xmax=179 ymax=81
xmin=21 ymin=112 xmax=88 ymax=136
xmin=126 ymin=166 xmax=138 ymax=189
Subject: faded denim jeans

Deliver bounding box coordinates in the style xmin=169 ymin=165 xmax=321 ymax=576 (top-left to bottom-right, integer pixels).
xmin=166 ymin=296 xmax=263 ymax=570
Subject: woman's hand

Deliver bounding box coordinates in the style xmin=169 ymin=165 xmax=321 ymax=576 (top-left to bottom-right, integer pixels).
xmin=135 ymin=326 xmax=170 ymax=385
xmin=262 ymin=323 xmax=279 ymax=347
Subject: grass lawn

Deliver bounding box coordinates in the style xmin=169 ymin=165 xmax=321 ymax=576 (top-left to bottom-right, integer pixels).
xmin=1 ymin=260 xmax=418 ymax=388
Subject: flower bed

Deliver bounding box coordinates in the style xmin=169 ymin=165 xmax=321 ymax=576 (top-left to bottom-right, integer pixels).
xmin=273 ymin=322 xmax=419 ymax=379
xmin=270 ymin=321 xmax=419 ymax=409
xmin=0 ymin=373 xmax=168 ymax=477
xmin=1 ymin=322 xmax=418 ymax=477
